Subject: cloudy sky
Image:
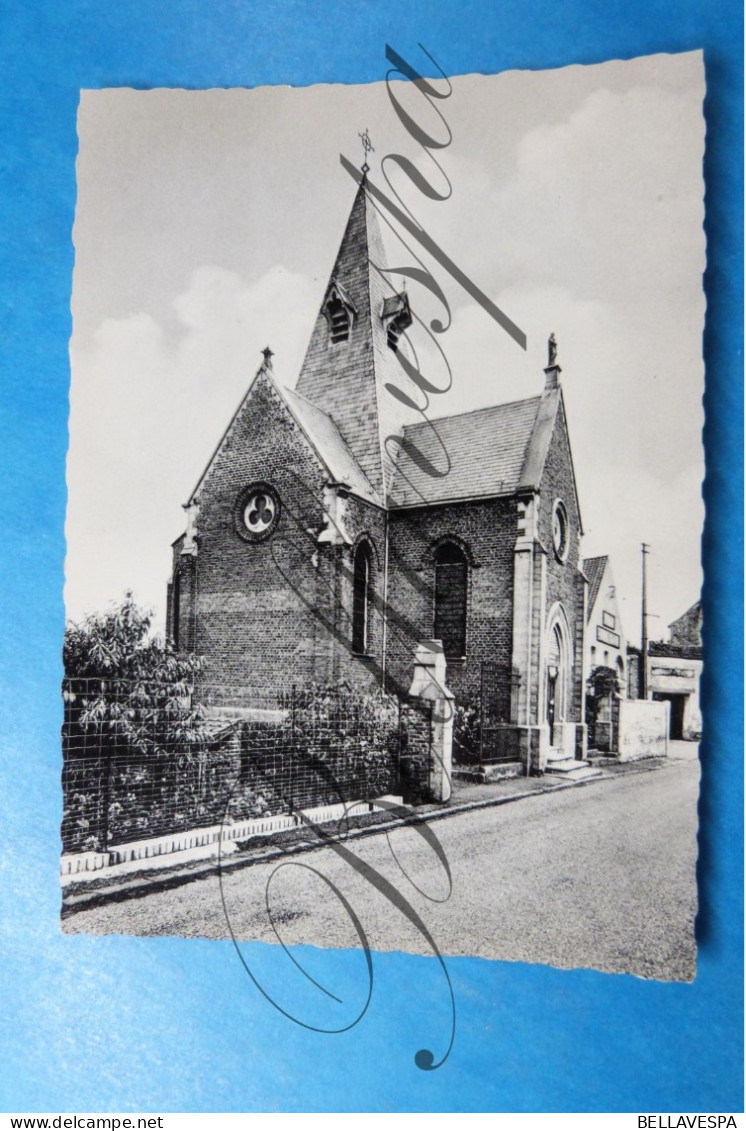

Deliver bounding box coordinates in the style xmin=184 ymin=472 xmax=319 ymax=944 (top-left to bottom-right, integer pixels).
xmin=67 ymin=50 xmax=705 ymax=647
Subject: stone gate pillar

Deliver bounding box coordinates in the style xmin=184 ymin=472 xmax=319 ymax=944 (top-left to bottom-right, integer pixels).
xmin=407 ymin=640 xmax=454 ymax=803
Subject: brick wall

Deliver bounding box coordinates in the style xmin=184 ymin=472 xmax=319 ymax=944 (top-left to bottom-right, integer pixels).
xmin=385 ymin=496 xmax=518 ymax=705
xmin=170 ymin=369 xmax=396 ymax=692
xmin=537 ymin=397 xmax=585 ymax=724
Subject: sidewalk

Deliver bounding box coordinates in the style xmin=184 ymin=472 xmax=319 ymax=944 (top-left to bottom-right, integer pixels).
xmin=61 ymin=755 xmax=667 ymax=916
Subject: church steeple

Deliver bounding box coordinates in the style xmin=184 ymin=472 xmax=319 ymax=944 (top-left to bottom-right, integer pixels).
xmin=294 ymin=176 xmax=415 ymax=501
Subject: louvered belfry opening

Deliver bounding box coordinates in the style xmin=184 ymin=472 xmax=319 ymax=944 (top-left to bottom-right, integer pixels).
xmin=382 ymin=292 xmax=412 ymax=353
xmin=352 ymin=540 xmax=372 ymax=654
xmin=547 ymin=623 xmax=562 ymax=670
xmin=387 ymin=317 xmax=404 ymax=351
xmin=326 ymin=295 xmax=350 ymax=343
xmin=434 ymin=542 xmax=468 ymax=658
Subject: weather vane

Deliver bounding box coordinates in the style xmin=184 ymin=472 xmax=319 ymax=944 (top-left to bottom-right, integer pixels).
xmin=358 ymin=128 xmax=374 ymax=174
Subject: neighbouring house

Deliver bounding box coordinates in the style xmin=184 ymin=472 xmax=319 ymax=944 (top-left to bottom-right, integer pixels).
xmin=648 ymin=601 xmax=702 ymax=740
xmin=582 ymin=555 xmax=628 ymax=692
xmin=582 ymin=555 xmax=628 ymax=754
xmin=167 ymin=174 xmax=589 ymax=774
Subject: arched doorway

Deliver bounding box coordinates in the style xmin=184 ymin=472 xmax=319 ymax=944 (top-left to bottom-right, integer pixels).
xmin=544 ymin=610 xmax=571 ymax=752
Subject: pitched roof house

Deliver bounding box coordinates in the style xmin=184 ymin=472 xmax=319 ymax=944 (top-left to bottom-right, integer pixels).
xmin=581 ymin=555 xmax=628 ymax=692
xmin=167 ymin=177 xmax=589 ymax=772
xmin=647 ymin=600 xmax=702 ymax=740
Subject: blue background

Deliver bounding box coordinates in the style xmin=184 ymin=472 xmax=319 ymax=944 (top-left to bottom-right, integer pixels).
xmin=0 ymin=0 xmax=742 ymax=1114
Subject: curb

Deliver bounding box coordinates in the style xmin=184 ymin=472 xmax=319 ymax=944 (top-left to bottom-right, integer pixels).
xmin=61 ymin=756 xmax=666 ymax=917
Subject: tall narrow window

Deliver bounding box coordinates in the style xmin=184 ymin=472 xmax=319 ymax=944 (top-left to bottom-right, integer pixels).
xmin=352 ymin=541 xmax=372 ymax=654
xmin=434 ymin=542 xmax=468 ymax=657
xmin=172 ymin=572 xmax=181 ymax=651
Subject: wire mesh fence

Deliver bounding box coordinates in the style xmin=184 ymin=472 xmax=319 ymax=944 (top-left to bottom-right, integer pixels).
xmin=61 ymin=678 xmax=433 ymax=854
xmin=452 ymin=663 xmax=519 ymax=766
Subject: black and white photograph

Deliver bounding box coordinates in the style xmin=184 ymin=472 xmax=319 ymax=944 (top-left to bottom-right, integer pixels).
xmin=61 ymin=51 xmax=706 ymax=984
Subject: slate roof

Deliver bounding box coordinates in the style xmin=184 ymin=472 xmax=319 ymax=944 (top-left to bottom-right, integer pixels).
xmin=581 ymin=556 xmax=608 ymax=621
xmin=389 ymin=396 xmax=542 ymax=508
xmin=281 ymin=385 xmax=381 ymax=506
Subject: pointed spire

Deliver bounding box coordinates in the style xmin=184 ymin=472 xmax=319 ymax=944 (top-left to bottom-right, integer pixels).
xmin=294 ymin=180 xmax=420 ymax=500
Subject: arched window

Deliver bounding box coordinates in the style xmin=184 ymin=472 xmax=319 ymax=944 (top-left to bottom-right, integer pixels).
xmin=352 ymin=541 xmax=372 ymax=654
xmin=434 ymin=542 xmax=468 ymax=657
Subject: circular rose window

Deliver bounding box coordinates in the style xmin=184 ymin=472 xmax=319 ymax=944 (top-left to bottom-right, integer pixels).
xmin=234 ymin=482 xmax=281 ymax=542
xmin=552 ymin=500 xmax=569 ymax=562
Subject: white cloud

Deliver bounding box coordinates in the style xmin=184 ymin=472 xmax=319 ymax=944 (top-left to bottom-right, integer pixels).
xmin=65 ymin=264 xmax=317 ymax=625
xmin=441 ymin=82 xmax=706 ymax=304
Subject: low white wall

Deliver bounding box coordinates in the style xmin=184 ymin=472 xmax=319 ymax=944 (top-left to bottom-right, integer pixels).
xmin=553 ymin=722 xmax=578 ymax=759
xmin=617 ymin=699 xmax=669 ymax=760
xmin=60 ymin=795 xmax=402 ymax=877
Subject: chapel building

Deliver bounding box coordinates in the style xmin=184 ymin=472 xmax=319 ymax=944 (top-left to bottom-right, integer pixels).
xmin=167 ymin=177 xmax=588 ymax=770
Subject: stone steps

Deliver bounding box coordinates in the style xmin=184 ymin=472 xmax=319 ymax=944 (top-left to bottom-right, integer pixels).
xmin=545 ymin=757 xmax=603 ymax=782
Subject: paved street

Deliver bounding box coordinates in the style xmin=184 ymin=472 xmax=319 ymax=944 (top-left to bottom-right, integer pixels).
xmin=64 ymin=753 xmax=700 ymax=982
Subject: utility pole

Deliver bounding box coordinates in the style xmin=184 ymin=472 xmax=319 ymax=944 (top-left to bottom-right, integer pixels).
xmin=641 ymin=542 xmax=650 ymax=698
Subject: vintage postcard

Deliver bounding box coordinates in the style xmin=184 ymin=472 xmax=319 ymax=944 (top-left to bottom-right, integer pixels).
xmin=61 ymin=51 xmax=705 ymax=1000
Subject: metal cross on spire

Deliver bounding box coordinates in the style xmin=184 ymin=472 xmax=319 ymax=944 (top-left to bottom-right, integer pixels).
xmin=358 ymin=128 xmax=374 ymax=174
